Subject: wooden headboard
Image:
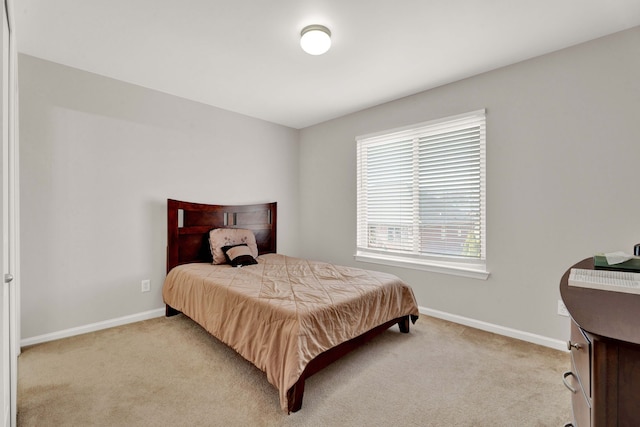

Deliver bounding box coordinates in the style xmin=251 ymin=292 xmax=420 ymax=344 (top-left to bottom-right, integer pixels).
xmin=167 ymin=199 xmax=277 ymax=273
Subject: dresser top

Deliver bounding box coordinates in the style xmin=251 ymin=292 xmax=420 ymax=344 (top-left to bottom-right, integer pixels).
xmin=560 ymin=258 xmax=640 ymax=344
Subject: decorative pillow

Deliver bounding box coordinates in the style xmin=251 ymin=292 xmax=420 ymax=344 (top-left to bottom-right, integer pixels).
xmin=222 ymin=244 xmax=258 ymax=267
xmin=209 ymin=228 xmax=258 ymax=265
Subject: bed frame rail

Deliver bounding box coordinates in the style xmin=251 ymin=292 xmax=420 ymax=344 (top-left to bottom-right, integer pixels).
xmin=286 ymin=315 xmax=415 ymax=412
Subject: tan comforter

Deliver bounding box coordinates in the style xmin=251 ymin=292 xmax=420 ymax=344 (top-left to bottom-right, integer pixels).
xmin=162 ymin=253 xmax=419 ymax=412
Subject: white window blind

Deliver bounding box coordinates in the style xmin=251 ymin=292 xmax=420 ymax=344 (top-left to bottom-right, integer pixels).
xmin=356 ymin=110 xmax=486 ymax=276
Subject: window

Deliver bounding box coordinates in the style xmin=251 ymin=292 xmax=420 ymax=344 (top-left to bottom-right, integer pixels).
xmin=356 ymin=110 xmax=488 ymax=279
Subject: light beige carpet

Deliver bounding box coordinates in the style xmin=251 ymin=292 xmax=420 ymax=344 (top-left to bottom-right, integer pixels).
xmin=18 ymin=314 xmax=571 ymax=426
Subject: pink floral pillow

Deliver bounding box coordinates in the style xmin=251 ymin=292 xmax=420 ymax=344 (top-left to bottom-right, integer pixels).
xmin=209 ymin=228 xmax=258 ymax=265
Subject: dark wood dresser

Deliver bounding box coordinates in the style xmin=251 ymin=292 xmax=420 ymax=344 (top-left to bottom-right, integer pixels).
xmin=560 ymin=258 xmax=640 ymax=427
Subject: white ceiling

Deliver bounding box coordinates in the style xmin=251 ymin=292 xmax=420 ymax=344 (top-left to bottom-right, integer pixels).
xmin=15 ymin=0 xmax=640 ymax=129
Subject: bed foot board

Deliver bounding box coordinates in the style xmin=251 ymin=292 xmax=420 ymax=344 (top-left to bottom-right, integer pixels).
xmin=286 ymin=314 xmax=416 ymax=413
xmin=398 ymin=315 xmax=410 ymax=333
xmin=165 ymin=304 xmax=181 ymax=317
xmin=287 ymin=378 xmax=305 ymax=413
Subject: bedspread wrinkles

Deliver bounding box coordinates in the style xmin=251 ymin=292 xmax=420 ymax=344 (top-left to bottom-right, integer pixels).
xmin=162 ymin=253 xmax=419 ymax=412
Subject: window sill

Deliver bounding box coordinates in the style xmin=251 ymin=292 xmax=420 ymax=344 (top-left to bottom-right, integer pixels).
xmin=354 ymin=251 xmax=490 ymax=280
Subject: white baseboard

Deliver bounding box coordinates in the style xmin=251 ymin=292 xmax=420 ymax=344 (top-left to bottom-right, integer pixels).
xmin=20 ymin=307 xmax=166 ymax=347
xmin=21 ymin=305 xmax=567 ymax=352
xmin=419 ymin=306 xmax=568 ymax=352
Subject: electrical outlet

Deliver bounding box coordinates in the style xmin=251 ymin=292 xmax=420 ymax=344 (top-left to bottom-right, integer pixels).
xmin=141 ymin=279 xmax=151 ymax=293
xmin=557 ymin=299 xmax=569 ymax=317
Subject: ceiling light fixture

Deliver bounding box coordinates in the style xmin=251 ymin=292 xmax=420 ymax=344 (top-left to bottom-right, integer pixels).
xmin=300 ymin=25 xmax=331 ymax=55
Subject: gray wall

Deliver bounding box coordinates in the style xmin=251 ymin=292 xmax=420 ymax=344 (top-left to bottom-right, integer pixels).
xmin=19 ymin=26 xmax=640 ymax=344
xmin=19 ymin=54 xmax=300 ymax=339
xmin=298 ymin=27 xmax=640 ymax=342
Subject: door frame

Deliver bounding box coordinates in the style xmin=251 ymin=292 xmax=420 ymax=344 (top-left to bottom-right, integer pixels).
xmin=3 ymin=0 xmax=18 ymax=425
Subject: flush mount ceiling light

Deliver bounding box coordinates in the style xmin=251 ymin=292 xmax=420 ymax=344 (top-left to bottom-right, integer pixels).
xmin=300 ymin=25 xmax=331 ymax=55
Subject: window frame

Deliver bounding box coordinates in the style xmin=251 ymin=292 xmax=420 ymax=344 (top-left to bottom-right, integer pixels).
xmin=355 ymin=110 xmax=489 ymax=280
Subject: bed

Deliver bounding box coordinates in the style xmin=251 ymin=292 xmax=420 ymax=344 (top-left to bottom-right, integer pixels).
xmin=162 ymin=198 xmax=419 ymax=413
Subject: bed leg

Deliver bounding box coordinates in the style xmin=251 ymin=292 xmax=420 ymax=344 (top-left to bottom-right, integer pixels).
xmin=287 ymin=377 xmax=306 ymax=413
xmin=398 ymin=315 xmax=410 ymax=333
xmin=165 ymin=304 xmax=181 ymax=317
